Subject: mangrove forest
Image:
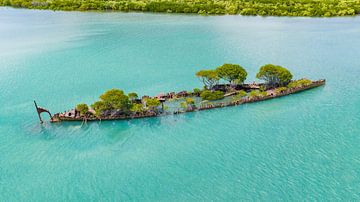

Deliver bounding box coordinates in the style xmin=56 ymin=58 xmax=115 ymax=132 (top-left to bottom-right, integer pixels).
xmin=2 ymin=0 xmax=360 ymax=17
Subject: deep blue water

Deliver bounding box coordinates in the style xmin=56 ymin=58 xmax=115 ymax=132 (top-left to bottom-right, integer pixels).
xmin=1 ymin=7 xmax=360 ymax=201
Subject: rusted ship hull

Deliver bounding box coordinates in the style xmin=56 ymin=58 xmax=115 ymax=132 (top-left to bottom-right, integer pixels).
xmin=49 ymin=79 xmax=326 ymax=123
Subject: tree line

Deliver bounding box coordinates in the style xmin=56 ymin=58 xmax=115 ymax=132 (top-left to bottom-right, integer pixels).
xmin=2 ymin=0 xmax=360 ymax=17
xmin=196 ymin=63 xmax=292 ymax=100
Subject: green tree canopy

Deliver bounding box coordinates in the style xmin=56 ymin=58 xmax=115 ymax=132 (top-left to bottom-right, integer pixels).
xmin=76 ymin=103 xmax=89 ymax=116
xmin=216 ymin=63 xmax=248 ymax=85
xmin=92 ymin=89 xmax=131 ymax=114
xmin=130 ymin=103 xmax=144 ymax=113
xmin=195 ymin=69 xmax=219 ymax=90
xmin=256 ymin=64 xmax=293 ymax=87
xmin=145 ymin=98 xmax=161 ymax=110
xmin=128 ymin=92 xmax=138 ymax=101
xmin=91 ymin=101 xmax=106 ymax=116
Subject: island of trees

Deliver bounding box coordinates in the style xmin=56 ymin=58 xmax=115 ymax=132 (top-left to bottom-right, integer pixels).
xmin=2 ymin=0 xmax=360 ymax=17
xmin=45 ymin=63 xmax=325 ymax=123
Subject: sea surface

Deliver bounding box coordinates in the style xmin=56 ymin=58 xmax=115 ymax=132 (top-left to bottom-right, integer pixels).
xmin=1 ymin=7 xmax=360 ymax=201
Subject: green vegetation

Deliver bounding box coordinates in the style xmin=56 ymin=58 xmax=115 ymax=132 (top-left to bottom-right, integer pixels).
xmin=2 ymin=0 xmax=359 ymax=17
xmin=216 ymin=64 xmax=247 ymax=85
xmin=76 ymin=103 xmax=89 ymax=116
xmin=91 ymin=89 xmax=131 ymax=115
xmin=128 ymin=92 xmax=138 ymax=101
xmin=256 ymin=64 xmax=293 ymax=88
xmin=200 ymin=90 xmax=224 ymax=100
xmin=144 ymin=97 xmax=161 ymax=110
xmin=181 ymin=97 xmax=196 ymax=110
xmin=72 ymin=63 xmax=312 ymax=118
xmin=249 ymin=90 xmax=267 ymax=98
xmin=130 ymin=103 xmax=145 ymax=113
xmin=196 ymin=70 xmax=219 ymax=90
xmin=196 ymin=63 xmax=247 ymax=90
xmin=288 ymin=78 xmax=312 ymax=88
xmin=232 ymin=90 xmax=247 ymax=101
xmin=193 ymin=88 xmax=201 ymax=95
xmin=274 ymin=86 xmax=288 ymax=94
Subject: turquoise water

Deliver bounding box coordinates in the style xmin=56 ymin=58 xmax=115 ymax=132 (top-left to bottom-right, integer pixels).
xmin=1 ymin=7 xmax=360 ymax=201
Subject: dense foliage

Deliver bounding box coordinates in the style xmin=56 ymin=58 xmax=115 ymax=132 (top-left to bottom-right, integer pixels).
xmin=256 ymin=64 xmax=293 ymax=87
xmin=196 ymin=69 xmax=219 ymax=90
xmin=216 ymin=63 xmax=247 ymax=85
xmin=2 ymin=0 xmax=359 ymax=17
xmin=128 ymin=92 xmax=138 ymax=101
xmin=76 ymin=103 xmax=89 ymax=115
xmin=91 ymin=89 xmax=131 ymax=114
xmin=130 ymin=103 xmax=144 ymax=113
xmin=200 ymin=90 xmax=224 ymax=100
xmin=144 ymin=97 xmax=161 ymax=110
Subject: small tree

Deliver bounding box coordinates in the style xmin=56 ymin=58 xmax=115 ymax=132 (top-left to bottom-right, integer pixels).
xmin=128 ymin=92 xmax=138 ymax=101
xmin=91 ymin=89 xmax=131 ymax=115
xmin=76 ymin=103 xmax=89 ymax=116
xmin=256 ymin=64 xmax=293 ymax=87
xmin=130 ymin=103 xmax=144 ymax=113
xmin=216 ymin=63 xmax=247 ymax=85
xmin=91 ymin=101 xmax=105 ymax=116
xmin=195 ymin=69 xmax=219 ymax=90
xmin=144 ymin=98 xmax=161 ymax=111
xmin=99 ymin=89 xmax=131 ymax=111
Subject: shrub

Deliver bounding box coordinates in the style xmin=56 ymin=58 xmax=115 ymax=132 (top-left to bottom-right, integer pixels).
xmin=130 ymin=103 xmax=144 ymax=113
xmin=200 ymin=90 xmax=224 ymax=101
xmin=76 ymin=103 xmax=89 ymax=116
xmin=249 ymin=90 xmax=267 ymax=98
xmin=288 ymin=79 xmax=312 ymax=88
xmin=193 ymin=88 xmax=201 ymax=95
xmin=275 ymin=87 xmax=288 ymax=94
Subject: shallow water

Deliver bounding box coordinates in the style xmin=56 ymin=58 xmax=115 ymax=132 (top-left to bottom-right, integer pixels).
xmin=1 ymin=7 xmax=360 ymax=201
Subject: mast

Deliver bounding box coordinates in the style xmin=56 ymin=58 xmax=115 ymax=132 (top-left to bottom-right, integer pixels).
xmin=34 ymin=101 xmax=43 ymax=124
xmin=34 ymin=100 xmax=52 ymax=124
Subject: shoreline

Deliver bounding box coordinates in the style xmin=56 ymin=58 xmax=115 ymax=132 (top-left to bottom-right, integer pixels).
xmin=1 ymin=1 xmax=359 ymax=17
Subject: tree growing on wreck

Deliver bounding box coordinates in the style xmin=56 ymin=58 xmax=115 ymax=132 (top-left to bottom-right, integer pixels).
xmin=128 ymin=92 xmax=138 ymax=102
xmin=195 ymin=69 xmax=219 ymax=90
xmin=130 ymin=103 xmax=144 ymax=113
xmin=144 ymin=98 xmax=161 ymax=111
xmin=216 ymin=63 xmax=247 ymax=85
xmin=76 ymin=103 xmax=89 ymax=116
xmin=256 ymin=64 xmax=293 ymax=88
xmin=91 ymin=89 xmax=131 ymax=115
